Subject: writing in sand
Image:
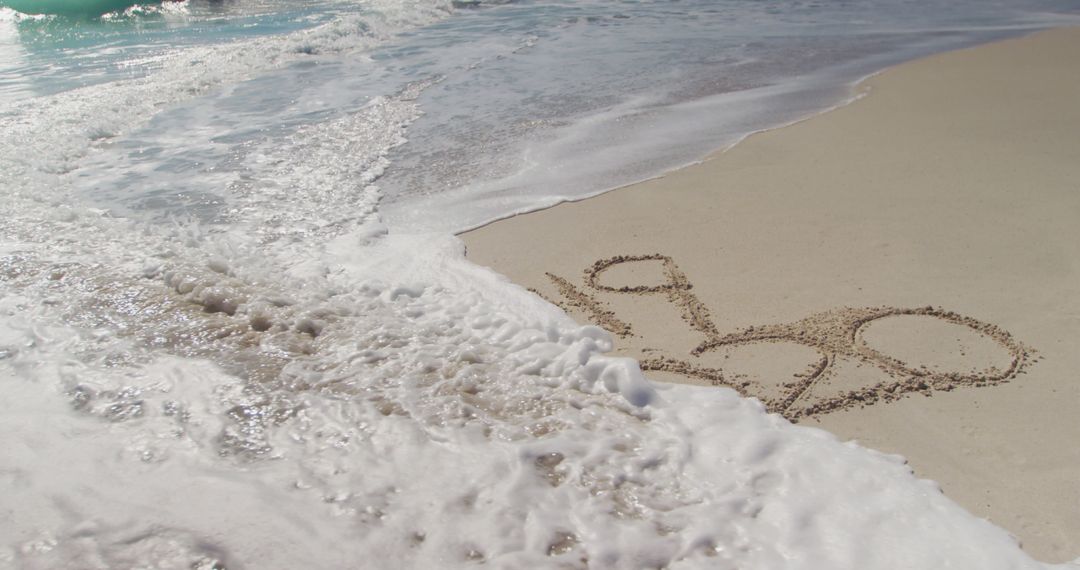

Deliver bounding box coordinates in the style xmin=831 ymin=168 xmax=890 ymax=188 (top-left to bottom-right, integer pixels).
xmin=539 ymin=254 xmax=1034 ymax=421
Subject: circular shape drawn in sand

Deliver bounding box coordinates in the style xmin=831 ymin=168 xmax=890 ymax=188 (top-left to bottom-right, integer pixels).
xmin=698 ymin=339 xmax=829 ymax=397
xmin=586 ymin=254 xmax=688 ymax=293
xmin=855 ymin=312 xmax=1018 ymax=381
xmin=590 ymin=256 xmax=671 ymax=292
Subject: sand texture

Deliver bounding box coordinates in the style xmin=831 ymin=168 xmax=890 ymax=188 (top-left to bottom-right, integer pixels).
xmin=463 ymin=28 xmax=1080 ymax=562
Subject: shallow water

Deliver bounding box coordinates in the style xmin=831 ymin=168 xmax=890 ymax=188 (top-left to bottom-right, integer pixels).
xmin=1 ymin=0 xmax=1079 ymax=568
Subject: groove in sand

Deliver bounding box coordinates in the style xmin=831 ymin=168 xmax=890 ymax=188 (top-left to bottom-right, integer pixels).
xmin=547 ymin=253 xmax=1033 ymax=421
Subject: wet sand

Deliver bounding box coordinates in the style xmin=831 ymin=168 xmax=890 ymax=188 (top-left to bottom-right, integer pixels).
xmin=462 ymin=28 xmax=1080 ymax=562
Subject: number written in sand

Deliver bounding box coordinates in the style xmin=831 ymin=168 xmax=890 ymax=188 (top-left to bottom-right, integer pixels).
xmin=541 ymin=254 xmax=1034 ymax=421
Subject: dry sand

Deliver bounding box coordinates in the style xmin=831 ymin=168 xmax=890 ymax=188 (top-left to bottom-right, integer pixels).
xmin=462 ymin=28 xmax=1080 ymax=562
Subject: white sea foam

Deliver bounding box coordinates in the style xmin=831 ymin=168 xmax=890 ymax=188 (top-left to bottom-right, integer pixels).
xmin=1 ymin=141 xmax=1074 ymax=568
xmin=2 ymin=227 xmax=1073 ymax=568
xmin=2 ymin=0 xmax=1080 ymax=568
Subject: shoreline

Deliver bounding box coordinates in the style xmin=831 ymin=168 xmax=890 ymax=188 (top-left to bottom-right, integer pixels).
xmin=463 ymin=27 xmax=1080 ymax=562
xmin=453 ymin=26 xmax=1052 ymax=238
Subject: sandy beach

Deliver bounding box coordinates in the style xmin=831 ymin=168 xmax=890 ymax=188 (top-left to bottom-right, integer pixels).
xmin=463 ymin=27 xmax=1080 ymax=563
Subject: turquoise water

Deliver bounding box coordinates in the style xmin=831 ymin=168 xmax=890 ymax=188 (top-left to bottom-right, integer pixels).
xmin=3 ymin=0 xmax=1079 ymax=230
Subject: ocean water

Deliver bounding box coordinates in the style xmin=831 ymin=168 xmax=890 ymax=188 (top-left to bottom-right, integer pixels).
xmin=1 ymin=1 xmax=1079 ymax=568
